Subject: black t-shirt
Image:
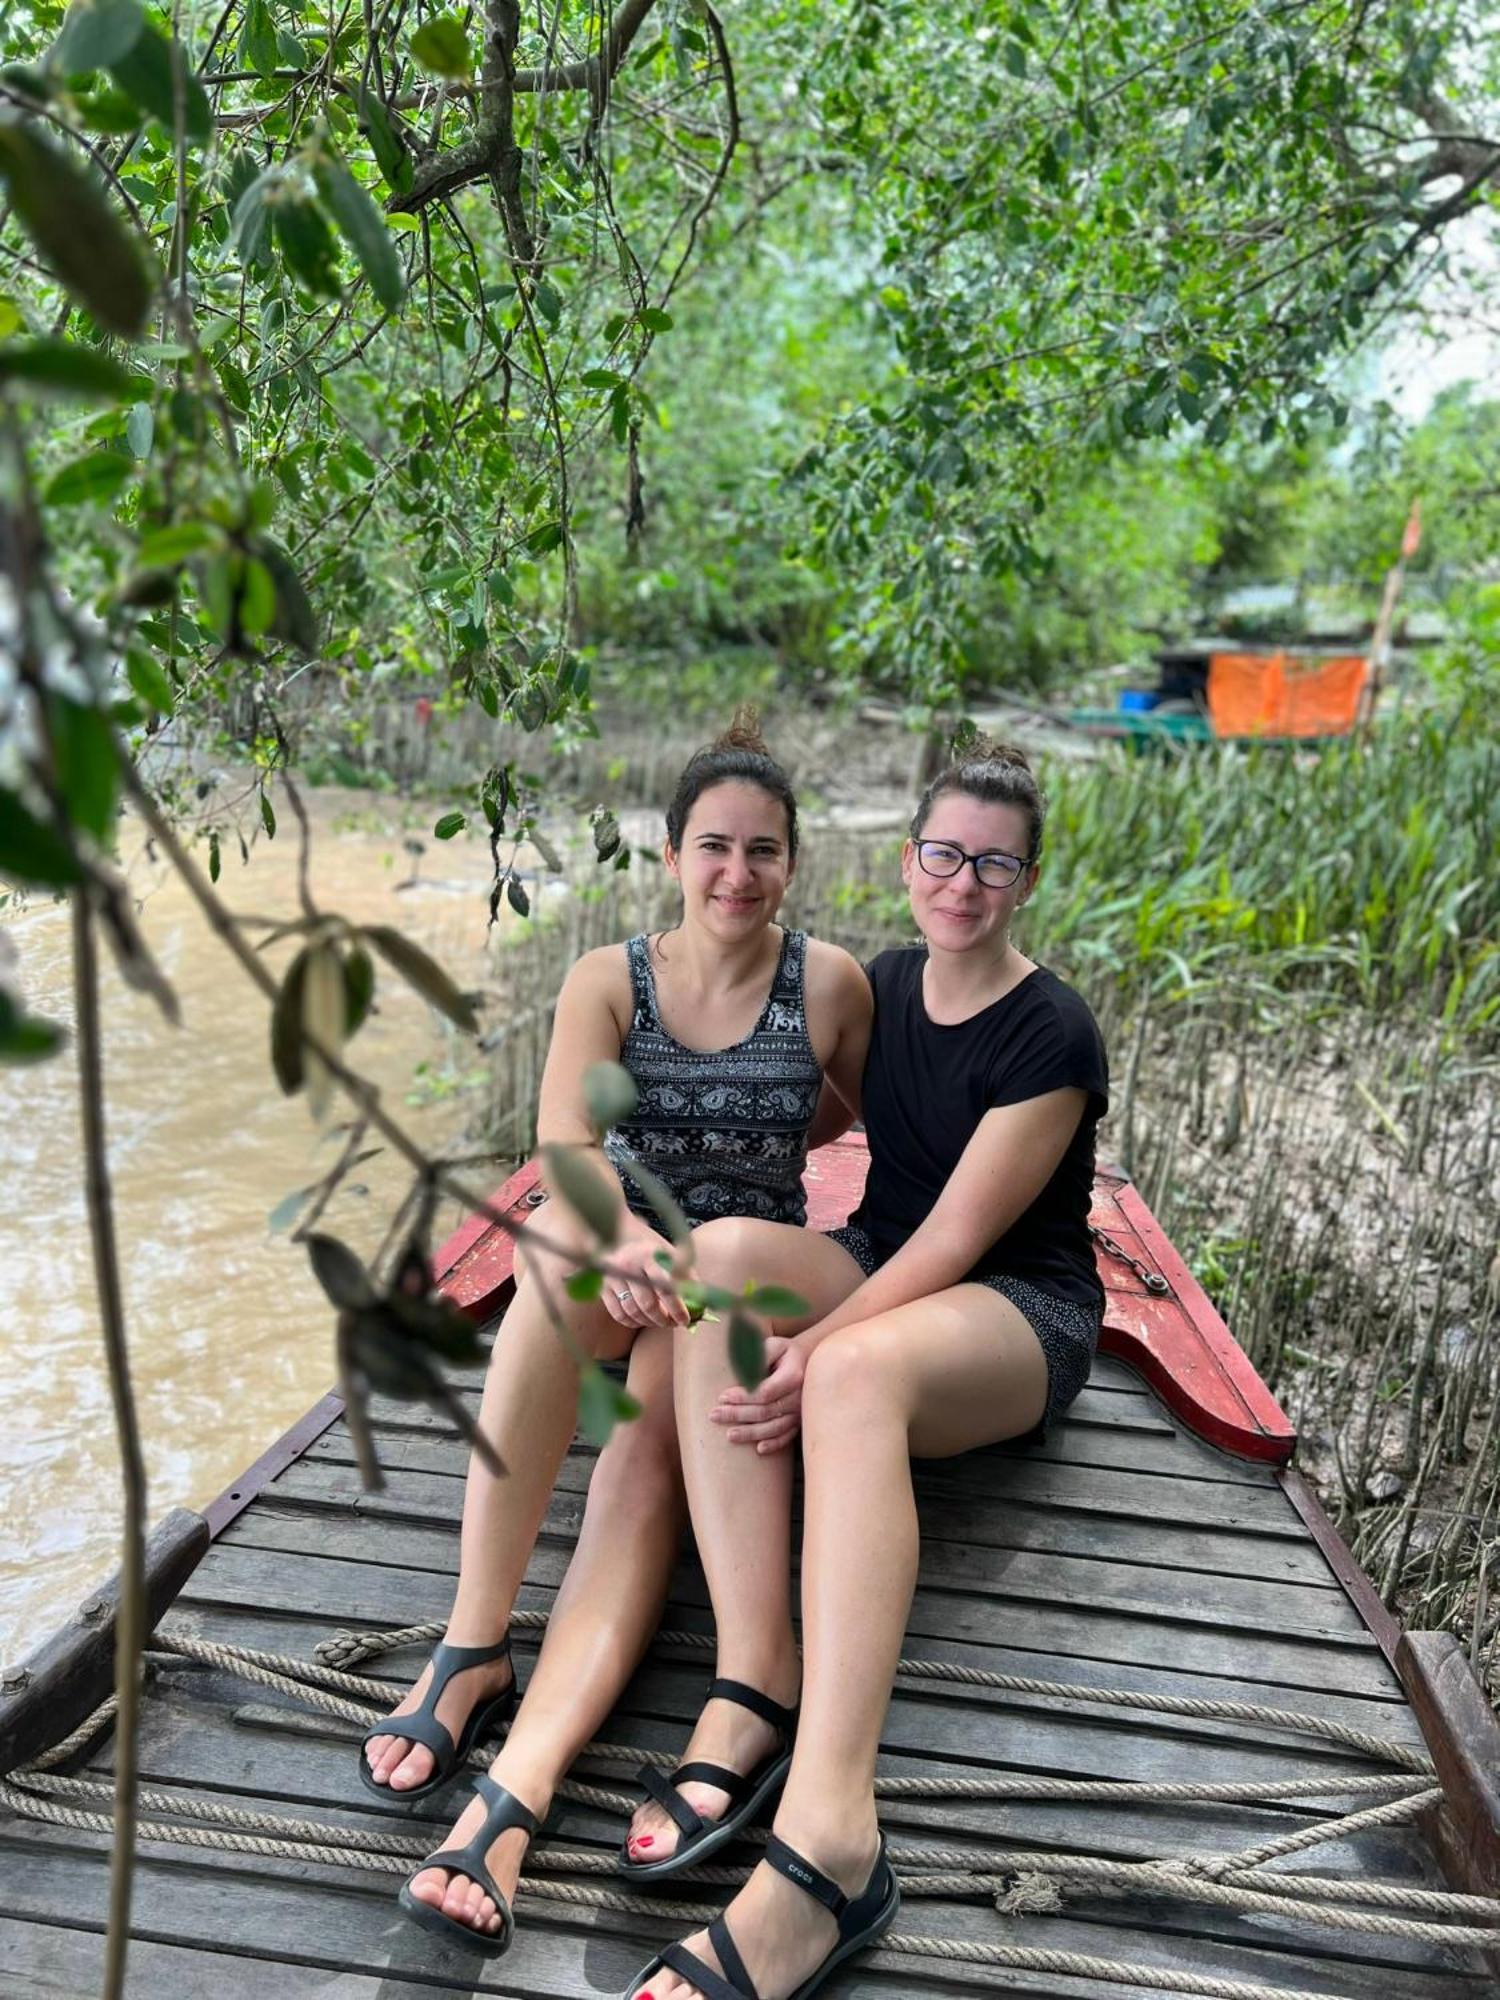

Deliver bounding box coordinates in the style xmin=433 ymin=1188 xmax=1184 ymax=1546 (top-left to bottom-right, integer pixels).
xmin=851 ymin=949 xmax=1109 ymax=1307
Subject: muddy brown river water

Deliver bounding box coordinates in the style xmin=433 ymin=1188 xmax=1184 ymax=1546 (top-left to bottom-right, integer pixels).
xmin=1 ymin=786 xmax=517 ymax=1662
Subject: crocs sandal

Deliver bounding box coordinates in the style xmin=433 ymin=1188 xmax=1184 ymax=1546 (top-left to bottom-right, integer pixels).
xmin=625 ymin=1830 xmax=899 ymax=1999
xmin=617 ymin=1677 xmax=797 ymax=1881
xmin=359 ymin=1634 xmax=516 ymax=1803
xmin=397 ymin=1774 xmax=537 ymax=1955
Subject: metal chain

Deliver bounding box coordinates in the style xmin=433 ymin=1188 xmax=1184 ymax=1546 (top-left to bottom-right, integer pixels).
xmin=1090 ymin=1223 xmax=1172 ymax=1295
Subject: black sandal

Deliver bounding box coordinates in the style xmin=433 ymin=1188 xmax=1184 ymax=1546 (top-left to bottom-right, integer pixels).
xmin=359 ymin=1634 xmax=516 ymax=1803
xmin=625 ymin=1830 xmax=899 ymax=1999
xmin=617 ymin=1677 xmax=797 ymax=1881
xmin=396 ymin=1774 xmax=537 ymax=1955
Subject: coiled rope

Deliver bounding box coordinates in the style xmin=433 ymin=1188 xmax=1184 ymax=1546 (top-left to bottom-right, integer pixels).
xmin=4 ymin=1616 xmax=1497 ymax=1997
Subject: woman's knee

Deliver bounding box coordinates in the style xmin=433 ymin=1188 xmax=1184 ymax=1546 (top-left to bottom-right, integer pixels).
xmin=590 ymin=1398 xmax=684 ymax=1517
xmin=691 ymin=1215 xmax=771 ymax=1284
xmin=803 ymin=1323 xmax=908 ymax=1424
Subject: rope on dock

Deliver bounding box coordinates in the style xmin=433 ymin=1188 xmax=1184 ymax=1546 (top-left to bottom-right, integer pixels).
xmin=5 ymin=1622 xmax=1500 ymax=1984
xmin=312 ymin=1616 xmax=1438 ymax=1771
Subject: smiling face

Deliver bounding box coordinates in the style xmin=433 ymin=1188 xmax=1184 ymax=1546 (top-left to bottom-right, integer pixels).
xmin=664 ymin=779 xmax=795 ymax=937
xmin=901 ymin=792 xmax=1038 ymax=958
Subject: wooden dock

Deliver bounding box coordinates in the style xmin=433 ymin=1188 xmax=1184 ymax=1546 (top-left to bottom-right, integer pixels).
xmin=3 ymin=1162 xmax=1497 ymax=1996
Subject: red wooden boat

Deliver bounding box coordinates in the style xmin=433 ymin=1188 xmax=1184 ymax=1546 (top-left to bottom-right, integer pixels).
xmin=2 ymin=1136 xmax=1498 ymax=1997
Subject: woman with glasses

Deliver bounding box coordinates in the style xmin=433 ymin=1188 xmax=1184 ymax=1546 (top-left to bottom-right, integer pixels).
xmin=621 ymin=739 xmax=1108 ymax=2000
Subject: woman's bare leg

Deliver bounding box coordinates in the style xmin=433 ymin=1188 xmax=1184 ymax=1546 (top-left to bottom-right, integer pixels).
xmin=624 ymin=1219 xmax=865 ymax=1862
xmin=408 ymin=1321 xmax=688 ymax=1935
xmin=365 ymin=1205 xmax=641 ymax=1792
xmin=634 ymin=1286 xmax=1047 ymax=2000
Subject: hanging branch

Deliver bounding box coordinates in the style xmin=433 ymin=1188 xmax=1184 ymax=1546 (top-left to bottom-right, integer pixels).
xmin=71 ymin=893 xmax=147 ymax=2000
xmin=389 ymin=0 xmax=662 ymax=216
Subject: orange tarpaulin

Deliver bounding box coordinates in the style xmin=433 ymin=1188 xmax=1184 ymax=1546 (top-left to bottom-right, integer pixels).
xmin=1207 ymin=652 xmax=1369 ymax=740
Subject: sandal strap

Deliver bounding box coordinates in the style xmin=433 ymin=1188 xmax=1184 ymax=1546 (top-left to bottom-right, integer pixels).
xmin=707 ymin=1677 xmax=798 ymax=1733
xmin=709 ymin=1914 xmax=759 ymax=2000
xmin=638 ymin=1764 xmax=706 ymax=1840
xmin=410 ymin=1776 xmax=535 ymax=1941
xmin=365 ymin=1634 xmax=513 ymax=1766
xmin=659 ymin=1938 xmax=756 ymax=2000
xmin=763 ymin=1834 xmax=848 ymax=1920
xmin=674 ymin=1758 xmax=757 ymax=1802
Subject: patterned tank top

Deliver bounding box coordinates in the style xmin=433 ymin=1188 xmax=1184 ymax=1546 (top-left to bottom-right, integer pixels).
xmin=603 ymin=928 xmax=823 ymax=1228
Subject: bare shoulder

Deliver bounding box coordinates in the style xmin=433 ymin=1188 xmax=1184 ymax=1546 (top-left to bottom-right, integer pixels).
xmin=561 ymin=940 xmax=634 ymax=1026
xmin=802 ymin=938 xmax=872 ymax=1021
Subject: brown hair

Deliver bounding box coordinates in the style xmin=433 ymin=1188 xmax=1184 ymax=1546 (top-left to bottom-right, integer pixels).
xmin=664 ymin=705 xmax=799 ymax=860
xmin=910 ymin=733 xmax=1045 ymax=860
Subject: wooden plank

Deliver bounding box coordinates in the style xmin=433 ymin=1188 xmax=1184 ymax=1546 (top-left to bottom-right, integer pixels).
xmin=0 ymin=1824 xmax=1485 ymax=2000
xmin=0 ymin=1916 xmax=441 ymax=1997
xmin=0 ymin=1508 xmax=209 ymax=1779
xmin=178 ymin=1544 xmax=1405 ymax=1700
xmin=92 ymin=1683 xmax=1427 ymax=1877
xmin=163 ymin=1598 xmax=1427 ymax=1747
xmin=303 ymin=1422 xmax=1307 ymax=1536
xmin=220 ymin=1505 xmax=1378 ymax=1645
xmin=266 ymin=1461 xmax=1339 ymax=1588
xmin=1396 ymin=1631 xmax=1500 ymax=1902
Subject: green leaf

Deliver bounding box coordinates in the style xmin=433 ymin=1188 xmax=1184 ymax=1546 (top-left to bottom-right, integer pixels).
xmin=343 ymin=943 xmax=375 ymax=1036
xmin=228 ymin=157 xmax=274 ymax=267
xmin=306 ymin=1232 xmax=376 ymax=1309
xmin=239 ymin=555 xmax=277 ymax=637
xmin=728 ymin=1311 xmax=767 ymax=1391
xmin=259 ymin=790 xmax=276 ymax=839
xmin=0 ymin=339 xmax=136 ymax=399
xmin=583 ymin=1059 xmax=638 ymax=1132
xmin=107 ymin=25 xmax=213 ymax=143
xmin=238 ymin=0 xmax=279 ymax=78
xmin=577 ymin=1363 xmax=641 ymax=1447
xmin=363 ymin=923 xmax=478 ymax=1032
xmin=506 ymin=875 xmax=531 ymax=919
xmin=360 ymin=93 xmax=414 ymax=196
xmin=0 ymin=989 xmax=66 ymax=1063
xmin=313 ymin=148 xmax=406 ymax=312
xmin=270 ymin=943 xmax=310 ymax=1092
xmin=742 ymin=1284 xmax=811 ymax=1319
xmin=267 ymin=1183 xmax=312 ymax=1234
xmin=639 ymin=307 xmax=673 ymax=333
xmin=53 ymin=0 xmax=145 ymax=75
xmin=534 ymin=279 xmax=562 ymax=326
xmin=410 ymin=16 xmax=473 ymax=80
xmin=125 ymin=400 xmax=153 ymax=459
xmin=44 ymin=449 xmax=132 ymax=507
xmin=433 ymin=810 xmax=467 ymax=839
xmin=137 ymin=521 xmax=217 ymax=567
xmin=254 ymin=535 xmax=319 ymax=653
xmin=0 ymin=122 xmax=152 ymax=338
xmin=207 ymin=828 xmax=220 ymax=881
xmin=300 ymin=938 xmax=345 ymax=1118
xmin=0 ymin=786 xmax=84 ymax=886
xmin=125 ymin=647 xmax=174 ymax=713
xmin=565 ymin=1266 xmax=605 ymax=1302
xmin=274 ymin=195 xmax=342 ymax=298
xmin=612 ymin=1151 xmax=692 ymax=1246
xmin=48 ymin=695 xmax=118 ymax=841
xmin=540 ymin=1144 xmax=620 ymax=1246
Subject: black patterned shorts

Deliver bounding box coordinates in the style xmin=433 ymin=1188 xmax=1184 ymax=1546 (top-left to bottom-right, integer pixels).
xmin=822 ymin=1223 xmax=1100 ymax=1436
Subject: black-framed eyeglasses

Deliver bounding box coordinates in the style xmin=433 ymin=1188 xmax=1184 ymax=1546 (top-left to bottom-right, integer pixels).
xmin=915 ymin=839 xmax=1032 ymax=890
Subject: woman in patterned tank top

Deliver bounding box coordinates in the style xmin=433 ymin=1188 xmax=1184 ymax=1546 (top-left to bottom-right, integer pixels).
xmin=374 ymin=713 xmax=871 ymax=1957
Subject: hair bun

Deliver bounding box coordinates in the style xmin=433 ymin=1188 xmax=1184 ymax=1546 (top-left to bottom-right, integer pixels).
xmin=710 ymin=703 xmax=771 ymax=758
xmin=953 ymin=726 xmax=1031 ymax=773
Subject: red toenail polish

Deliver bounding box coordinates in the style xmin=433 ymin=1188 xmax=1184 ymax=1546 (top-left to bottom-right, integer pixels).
xmin=636 ymin=1836 xmax=654 ymax=1848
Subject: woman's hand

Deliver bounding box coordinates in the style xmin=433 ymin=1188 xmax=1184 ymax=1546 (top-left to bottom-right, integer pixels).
xmin=600 ymin=1223 xmax=692 ymax=1330
xmin=711 ymin=1334 xmax=807 ymax=1452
